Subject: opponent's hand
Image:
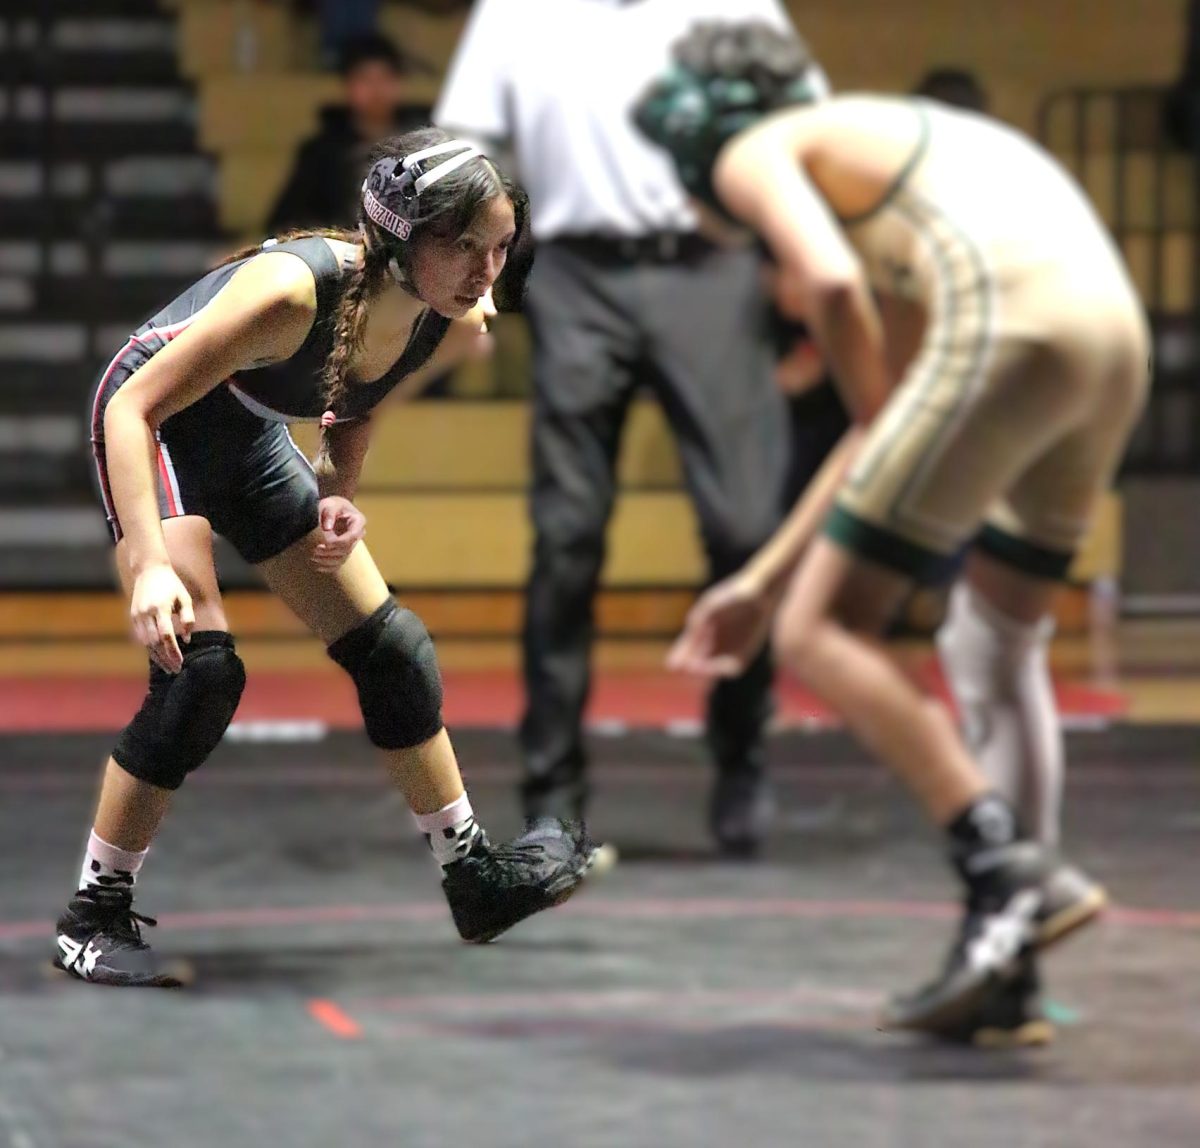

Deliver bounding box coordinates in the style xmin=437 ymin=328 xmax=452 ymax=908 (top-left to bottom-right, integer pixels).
xmin=479 ymin=286 xmax=497 ymax=328
xmin=129 ymin=563 xmax=195 ymax=674
xmin=312 ymin=496 xmax=366 ymax=572
xmin=468 ymin=289 xmax=497 ymax=355
xmin=666 ymin=573 xmax=775 ymax=679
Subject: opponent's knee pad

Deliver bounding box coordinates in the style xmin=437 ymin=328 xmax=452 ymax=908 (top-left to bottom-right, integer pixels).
xmin=937 ymin=582 xmax=1063 ymax=843
xmin=327 ymin=601 xmax=444 ymax=749
xmin=113 ymin=631 xmax=246 ymax=790
xmin=937 ymin=582 xmax=1054 ymax=706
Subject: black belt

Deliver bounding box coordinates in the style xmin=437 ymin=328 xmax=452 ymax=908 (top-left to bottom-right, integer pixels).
xmin=551 ymin=231 xmax=714 ymax=264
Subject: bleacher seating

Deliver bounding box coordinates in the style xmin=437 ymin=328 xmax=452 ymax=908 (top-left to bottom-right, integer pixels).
xmin=0 ymin=0 xmax=1187 ymax=599
xmin=0 ymin=1 xmax=223 ymax=519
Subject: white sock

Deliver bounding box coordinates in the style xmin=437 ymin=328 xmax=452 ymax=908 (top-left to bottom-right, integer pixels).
xmin=413 ymin=793 xmax=484 ymax=867
xmin=937 ymin=582 xmax=1064 ymax=845
xmin=79 ymin=829 xmax=148 ymax=892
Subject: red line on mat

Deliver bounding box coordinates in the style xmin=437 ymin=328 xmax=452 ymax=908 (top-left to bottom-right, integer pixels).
xmin=5 ymin=764 xmax=1197 ymax=793
xmin=1 ymin=898 xmax=1197 ymax=944
xmin=308 ymin=998 xmax=363 ymax=1039
xmin=0 ymin=669 xmax=1127 ymax=732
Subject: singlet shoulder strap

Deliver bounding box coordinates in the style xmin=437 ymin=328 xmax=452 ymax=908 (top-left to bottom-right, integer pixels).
xmin=402 ymin=311 xmax=453 ymax=374
xmin=260 ymin=236 xmax=352 ymax=323
xmin=839 ymin=101 xmax=933 ymax=227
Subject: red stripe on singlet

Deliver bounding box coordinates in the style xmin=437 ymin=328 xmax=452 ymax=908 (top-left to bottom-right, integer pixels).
xmin=156 ymin=446 xmax=179 ymax=516
xmin=90 ymin=314 xmax=203 ymax=523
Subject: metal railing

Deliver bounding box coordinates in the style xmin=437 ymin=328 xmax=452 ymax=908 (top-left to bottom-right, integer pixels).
xmin=1039 ymin=86 xmax=1200 ymax=474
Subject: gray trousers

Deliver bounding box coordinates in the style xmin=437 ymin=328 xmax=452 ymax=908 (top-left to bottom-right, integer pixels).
xmin=519 ymin=237 xmax=789 ymax=821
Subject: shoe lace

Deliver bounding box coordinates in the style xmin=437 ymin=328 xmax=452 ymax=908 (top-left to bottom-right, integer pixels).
xmin=114 ymin=908 xmax=158 ymax=947
xmin=470 ymin=841 xmax=555 ymax=890
xmin=93 ymin=893 xmax=158 ymax=949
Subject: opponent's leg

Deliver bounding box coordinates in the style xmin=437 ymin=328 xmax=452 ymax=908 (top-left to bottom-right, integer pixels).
xmin=938 ymin=553 xmax=1064 ymax=846
xmin=259 ymin=536 xmax=600 ymax=942
xmin=57 ymin=517 xmax=241 ymax=987
xmin=772 ymin=538 xmax=988 ymax=822
xmin=919 ymin=311 xmax=1149 ymax=1043
xmin=771 ymin=539 xmax=1104 ymax=1034
xmin=927 ymin=549 xmax=1078 ymax=1045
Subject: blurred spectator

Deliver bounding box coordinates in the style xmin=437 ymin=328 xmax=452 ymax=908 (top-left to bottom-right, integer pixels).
xmin=437 ymin=0 xmax=830 ymax=855
xmin=316 ymin=0 xmax=382 ymax=70
xmin=269 ymin=34 xmax=425 ymax=232
xmin=913 ymin=67 xmax=990 ymax=113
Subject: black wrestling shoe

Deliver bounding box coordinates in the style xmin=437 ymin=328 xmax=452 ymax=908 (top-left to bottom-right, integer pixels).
xmin=523 ymin=815 xmax=619 ymax=877
xmin=953 ymin=950 xmax=1056 ymax=1048
xmin=892 ymin=948 xmax=1056 ymax=1048
xmin=442 ymin=822 xmax=597 ymax=944
xmin=709 ymin=767 xmax=775 ymax=858
xmin=881 ymin=842 xmax=1105 ymax=1035
xmin=52 ymin=886 xmax=189 ymax=988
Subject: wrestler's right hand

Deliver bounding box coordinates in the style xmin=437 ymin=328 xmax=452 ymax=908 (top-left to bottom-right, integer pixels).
xmin=130 ymin=563 xmax=195 ymax=674
xmin=666 ymin=572 xmax=775 ymax=680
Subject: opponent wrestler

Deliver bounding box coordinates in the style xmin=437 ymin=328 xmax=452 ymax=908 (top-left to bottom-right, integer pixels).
xmin=636 ymin=23 xmax=1147 ymax=1041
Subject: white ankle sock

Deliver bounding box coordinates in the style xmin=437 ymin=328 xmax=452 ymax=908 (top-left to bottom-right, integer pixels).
xmin=79 ymin=829 xmax=148 ymax=892
xmin=937 ymin=582 xmax=1064 ymax=845
xmin=413 ymin=793 xmax=484 ymax=867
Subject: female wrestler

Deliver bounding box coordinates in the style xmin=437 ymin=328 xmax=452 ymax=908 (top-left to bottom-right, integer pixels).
xmin=56 ymin=128 xmax=594 ymax=987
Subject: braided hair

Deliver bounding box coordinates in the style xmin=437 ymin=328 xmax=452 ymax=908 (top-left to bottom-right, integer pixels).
xmin=218 ymin=127 xmax=532 ymax=419
xmin=323 ymin=128 xmax=530 ymax=416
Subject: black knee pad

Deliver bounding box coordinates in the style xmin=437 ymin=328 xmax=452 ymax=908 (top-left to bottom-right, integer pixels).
xmin=327 ymin=601 xmax=444 ymax=749
xmin=112 ymin=632 xmax=246 ymax=791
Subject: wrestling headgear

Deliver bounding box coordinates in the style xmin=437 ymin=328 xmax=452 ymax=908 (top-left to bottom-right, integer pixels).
xmin=634 ymin=21 xmax=817 ymax=210
xmin=361 ymin=139 xmax=484 ymax=281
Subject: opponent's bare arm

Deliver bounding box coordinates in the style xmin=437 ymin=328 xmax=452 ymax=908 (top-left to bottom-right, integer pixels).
xmin=714 ymin=118 xmax=889 ymax=425
xmin=708 ymin=120 xmax=891 ymax=595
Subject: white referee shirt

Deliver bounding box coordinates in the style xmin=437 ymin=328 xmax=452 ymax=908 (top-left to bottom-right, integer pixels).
xmin=434 ymin=0 xmax=829 ymax=241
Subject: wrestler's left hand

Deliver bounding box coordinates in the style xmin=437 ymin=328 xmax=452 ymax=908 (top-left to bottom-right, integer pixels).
xmin=312 ymin=496 xmax=366 ymax=572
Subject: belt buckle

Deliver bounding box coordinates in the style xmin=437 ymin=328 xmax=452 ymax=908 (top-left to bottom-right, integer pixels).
xmin=656 ymin=232 xmax=680 ymax=261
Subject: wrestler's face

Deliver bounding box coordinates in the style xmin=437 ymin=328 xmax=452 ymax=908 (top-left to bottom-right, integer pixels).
xmin=409 ymin=195 xmax=515 ymax=319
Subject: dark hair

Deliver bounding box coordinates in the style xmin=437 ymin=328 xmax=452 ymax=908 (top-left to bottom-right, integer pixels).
xmin=328 ymin=127 xmax=530 ymax=412
xmin=673 ymin=20 xmax=816 ymax=102
xmin=913 ymin=68 xmax=988 ymax=113
xmin=634 ymin=21 xmax=818 ymax=209
xmin=338 ymin=32 xmax=405 ymax=77
xmin=334 ymin=127 xmax=531 ymax=413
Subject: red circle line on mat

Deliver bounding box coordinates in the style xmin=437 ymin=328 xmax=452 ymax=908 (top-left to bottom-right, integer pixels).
xmin=0 ymin=669 xmax=1126 ymax=732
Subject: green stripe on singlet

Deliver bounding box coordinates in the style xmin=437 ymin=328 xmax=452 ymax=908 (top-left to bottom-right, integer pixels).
xmin=837 ymin=169 xmax=994 ymax=546
xmin=976 ymin=524 xmax=1075 ymax=581
xmin=824 ymin=505 xmax=964 ymax=584
xmin=884 ymin=192 xmax=993 ymax=528
xmin=838 ymin=101 xmax=932 ymax=228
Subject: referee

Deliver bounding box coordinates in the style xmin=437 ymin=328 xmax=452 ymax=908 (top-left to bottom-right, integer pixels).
xmin=436 ymin=0 xmax=830 ymax=855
